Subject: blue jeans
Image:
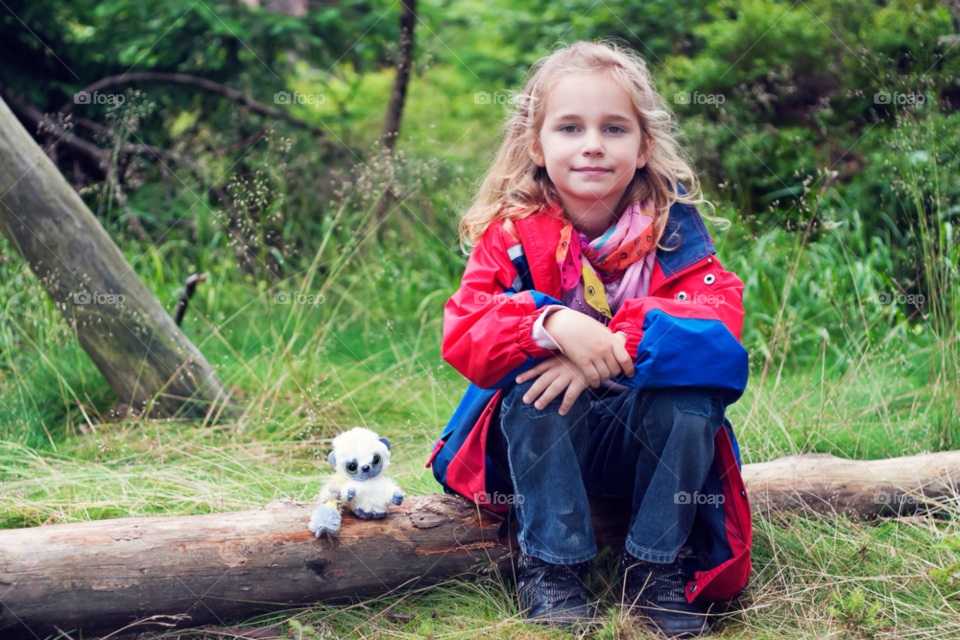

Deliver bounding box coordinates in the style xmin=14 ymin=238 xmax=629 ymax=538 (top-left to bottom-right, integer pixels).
xmin=489 ymin=379 xmax=724 ymax=565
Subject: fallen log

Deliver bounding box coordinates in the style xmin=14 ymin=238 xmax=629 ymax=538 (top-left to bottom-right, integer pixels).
xmin=742 ymin=450 xmax=960 ymax=518
xmin=2 ymin=450 xmax=960 ymax=639
xmin=0 ymin=495 xmax=630 ymax=639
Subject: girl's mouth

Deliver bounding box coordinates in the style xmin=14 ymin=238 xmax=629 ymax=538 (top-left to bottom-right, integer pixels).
xmin=574 ymin=167 xmax=612 ymax=175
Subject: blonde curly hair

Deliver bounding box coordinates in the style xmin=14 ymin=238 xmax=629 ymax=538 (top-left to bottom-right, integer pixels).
xmin=458 ymin=39 xmax=714 ymax=252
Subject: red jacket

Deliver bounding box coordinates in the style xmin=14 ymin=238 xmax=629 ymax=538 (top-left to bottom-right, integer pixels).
xmin=428 ymin=194 xmax=752 ymax=604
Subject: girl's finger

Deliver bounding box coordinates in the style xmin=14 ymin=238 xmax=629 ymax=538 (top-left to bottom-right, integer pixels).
xmin=537 ymin=376 xmax=570 ymax=412
xmin=594 ymin=359 xmax=612 ymax=385
xmin=559 ymin=384 xmax=585 ymax=416
xmin=614 ymin=342 xmax=635 ymax=377
xmin=603 ymin=351 xmax=623 ymax=378
xmin=522 ymin=370 xmax=556 ymax=405
xmin=515 ymin=360 xmax=550 ymax=384
xmin=582 ymin=363 xmax=601 ymax=388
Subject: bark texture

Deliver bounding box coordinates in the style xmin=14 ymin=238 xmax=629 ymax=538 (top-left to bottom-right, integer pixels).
xmin=0 ymin=495 xmax=631 ymax=639
xmin=743 ymin=450 xmax=960 ymax=518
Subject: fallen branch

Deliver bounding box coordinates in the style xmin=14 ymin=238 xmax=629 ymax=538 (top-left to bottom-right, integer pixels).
xmin=1 ymin=85 xmax=109 ymax=179
xmin=61 ymin=72 xmax=328 ymax=138
xmin=174 ymin=273 xmax=207 ymax=326
xmin=1 ymin=86 xmax=205 ymax=184
xmin=0 ymin=495 xmax=576 ymax=639
xmin=2 ymin=450 xmax=959 ymax=638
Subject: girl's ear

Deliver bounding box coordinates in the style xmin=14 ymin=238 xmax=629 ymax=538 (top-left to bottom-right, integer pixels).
xmin=527 ymin=138 xmax=545 ymax=167
xmin=637 ymin=135 xmax=652 ymax=169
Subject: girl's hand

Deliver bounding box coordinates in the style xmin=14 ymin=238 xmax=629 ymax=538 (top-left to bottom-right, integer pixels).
xmin=543 ymin=308 xmax=635 ymax=387
xmin=515 ymin=354 xmax=591 ymax=416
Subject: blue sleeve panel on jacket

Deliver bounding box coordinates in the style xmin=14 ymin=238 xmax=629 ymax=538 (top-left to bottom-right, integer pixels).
xmin=611 ymin=309 xmax=750 ymax=405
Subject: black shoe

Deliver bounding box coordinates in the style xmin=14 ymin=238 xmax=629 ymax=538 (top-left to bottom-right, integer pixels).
xmin=515 ymin=553 xmax=600 ymax=628
xmin=618 ymin=547 xmax=710 ymax=638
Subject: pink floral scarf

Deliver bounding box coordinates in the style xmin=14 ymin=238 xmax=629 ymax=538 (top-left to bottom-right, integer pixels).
xmin=555 ymin=200 xmax=656 ymax=319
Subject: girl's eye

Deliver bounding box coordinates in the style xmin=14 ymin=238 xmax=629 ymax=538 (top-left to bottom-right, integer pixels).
xmin=373 ymin=455 xmax=381 ymax=465
xmin=559 ymin=124 xmax=625 ymax=134
xmin=347 ymin=462 xmax=358 ymax=473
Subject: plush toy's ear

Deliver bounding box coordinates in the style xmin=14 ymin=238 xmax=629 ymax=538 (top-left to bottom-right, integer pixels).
xmin=327 ymin=451 xmax=336 ymax=467
xmin=379 ymin=437 xmax=391 ymax=451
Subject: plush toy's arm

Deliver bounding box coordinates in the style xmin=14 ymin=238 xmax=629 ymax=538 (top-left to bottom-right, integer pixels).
xmin=319 ymin=476 xmax=344 ymax=506
xmin=308 ymin=475 xmax=346 ymax=538
xmin=390 ymin=477 xmax=404 ymax=506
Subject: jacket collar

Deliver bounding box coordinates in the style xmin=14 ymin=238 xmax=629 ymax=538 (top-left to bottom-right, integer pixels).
xmin=513 ymin=206 xmax=564 ymax=298
xmin=655 ymin=196 xmax=716 ymax=280
xmin=512 ymin=192 xmax=716 ymax=294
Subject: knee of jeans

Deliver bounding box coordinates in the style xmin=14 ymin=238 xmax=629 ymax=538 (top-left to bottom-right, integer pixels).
xmin=653 ymin=388 xmax=722 ymax=433
xmin=673 ymin=388 xmax=721 ymax=418
xmin=501 ymin=378 xmax=591 ymax=426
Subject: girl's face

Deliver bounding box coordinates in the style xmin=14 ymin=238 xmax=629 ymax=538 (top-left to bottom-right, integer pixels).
xmin=528 ymin=71 xmax=648 ymax=223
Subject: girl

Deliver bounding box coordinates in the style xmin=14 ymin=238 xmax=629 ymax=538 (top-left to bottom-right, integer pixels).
xmin=426 ymin=41 xmax=752 ymax=637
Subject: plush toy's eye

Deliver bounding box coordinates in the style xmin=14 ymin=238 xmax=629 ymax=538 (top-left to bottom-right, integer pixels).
xmin=346 ymin=461 xmax=358 ymax=473
xmin=373 ymin=454 xmax=381 ymax=465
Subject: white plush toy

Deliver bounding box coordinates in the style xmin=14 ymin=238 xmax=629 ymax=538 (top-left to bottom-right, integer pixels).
xmin=308 ymin=426 xmax=404 ymax=538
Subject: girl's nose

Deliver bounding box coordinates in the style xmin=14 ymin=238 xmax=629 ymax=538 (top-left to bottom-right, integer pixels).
xmin=582 ymin=132 xmax=604 ymax=155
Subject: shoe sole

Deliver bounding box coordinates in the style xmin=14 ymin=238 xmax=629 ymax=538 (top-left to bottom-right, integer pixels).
xmin=636 ymin=613 xmax=710 ymax=638
xmin=647 ymin=628 xmax=710 ymax=639
xmin=525 ymin=616 xmax=604 ymax=630
xmin=617 ymin=584 xmax=710 ymax=637
xmin=523 ymin=604 xmax=603 ymax=629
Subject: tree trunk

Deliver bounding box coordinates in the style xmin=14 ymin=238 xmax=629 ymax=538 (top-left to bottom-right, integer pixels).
xmin=2 ymin=450 xmax=960 ymax=638
xmin=0 ymin=94 xmax=228 ymax=418
xmin=381 ymin=0 xmax=416 ymax=152
xmin=372 ymin=0 xmax=416 ymax=239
